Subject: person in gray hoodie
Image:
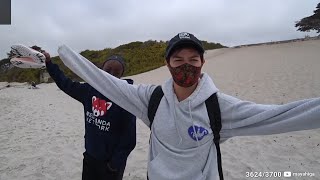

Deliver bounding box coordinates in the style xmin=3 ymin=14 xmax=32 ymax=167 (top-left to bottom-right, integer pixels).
xmin=55 ymin=32 xmax=320 ymax=180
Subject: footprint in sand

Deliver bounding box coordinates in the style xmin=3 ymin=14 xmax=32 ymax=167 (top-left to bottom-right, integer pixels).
xmin=15 ymin=164 xmax=27 ymax=171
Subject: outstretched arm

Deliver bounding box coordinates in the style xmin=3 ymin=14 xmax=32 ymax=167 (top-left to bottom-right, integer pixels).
xmin=58 ymin=45 xmax=156 ymax=126
xmin=218 ymin=93 xmax=320 ymax=139
xmin=45 ymin=52 xmax=87 ymax=103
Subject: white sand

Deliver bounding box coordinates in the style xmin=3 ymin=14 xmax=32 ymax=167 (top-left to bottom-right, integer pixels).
xmin=1 ymin=39 xmax=320 ymax=180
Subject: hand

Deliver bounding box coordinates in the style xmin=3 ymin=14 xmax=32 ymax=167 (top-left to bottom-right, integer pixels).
xmin=31 ymin=47 xmax=51 ymax=62
xmin=42 ymin=51 xmax=51 ymax=62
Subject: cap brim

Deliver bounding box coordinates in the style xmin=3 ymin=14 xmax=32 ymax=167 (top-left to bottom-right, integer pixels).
xmin=165 ymin=39 xmax=204 ymax=59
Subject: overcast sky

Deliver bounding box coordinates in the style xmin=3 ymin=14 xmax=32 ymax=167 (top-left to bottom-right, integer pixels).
xmin=0 ymin=0 xmax=318 ymax=59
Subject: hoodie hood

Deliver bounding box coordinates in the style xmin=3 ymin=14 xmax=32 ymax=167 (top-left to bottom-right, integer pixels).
xmin=162 ymin=73 xmax=218 ymax=107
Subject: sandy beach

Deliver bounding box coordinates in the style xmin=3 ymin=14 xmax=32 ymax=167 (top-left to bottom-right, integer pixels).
xmin=1 ymin=39 xmax=320 ymax=180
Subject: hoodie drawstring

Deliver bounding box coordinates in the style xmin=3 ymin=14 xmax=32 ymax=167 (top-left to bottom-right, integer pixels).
xmin=189 ymin=100 xmax=200 ymax=147
xmin=173 ymin=97 xmax=183 ymax=145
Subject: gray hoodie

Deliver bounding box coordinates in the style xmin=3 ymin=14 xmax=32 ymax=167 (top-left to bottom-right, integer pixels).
xmin=58 ymin=45 xmax=320 ymax=180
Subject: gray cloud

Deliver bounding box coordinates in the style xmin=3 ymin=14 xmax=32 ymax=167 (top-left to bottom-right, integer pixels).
xmin=0 ymin=0 xmax=318 ymax=59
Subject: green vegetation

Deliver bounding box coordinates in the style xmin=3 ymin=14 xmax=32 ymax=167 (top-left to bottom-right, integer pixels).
xmin=0 ymin=40 xmax=226 ymax=83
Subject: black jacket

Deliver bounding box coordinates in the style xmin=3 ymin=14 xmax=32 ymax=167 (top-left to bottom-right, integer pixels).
xmin=46 ymin=61 xmax=136 ymax=170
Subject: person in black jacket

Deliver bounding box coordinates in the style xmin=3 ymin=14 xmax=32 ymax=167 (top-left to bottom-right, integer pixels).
xmin=43 ymin=51 xmax=136 ymax=180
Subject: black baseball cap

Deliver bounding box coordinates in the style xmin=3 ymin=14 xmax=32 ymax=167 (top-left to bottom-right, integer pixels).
xmin=165 ymin=32 xmax=205 ymax=59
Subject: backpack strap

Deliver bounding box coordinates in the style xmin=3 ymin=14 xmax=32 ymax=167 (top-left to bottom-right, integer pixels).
xmin=148 ymin=86 xmax=164 ymax=129
xmin=205 ymin=93 xmax=224 ymax=180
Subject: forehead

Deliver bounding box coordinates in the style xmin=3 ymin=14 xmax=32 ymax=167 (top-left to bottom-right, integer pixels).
xmin=103 ymin=60 xmax=122 ymax=67
xmin=172 ymin=48 xmax=201 ymax=57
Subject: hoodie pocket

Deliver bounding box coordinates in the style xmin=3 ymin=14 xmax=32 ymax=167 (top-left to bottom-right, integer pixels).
xmin=149 ymin=153 xmax=206 ymax=180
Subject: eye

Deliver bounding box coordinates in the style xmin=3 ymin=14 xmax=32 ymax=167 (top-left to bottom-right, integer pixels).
xmin=191 ymin=58 xmax=200 ymax=62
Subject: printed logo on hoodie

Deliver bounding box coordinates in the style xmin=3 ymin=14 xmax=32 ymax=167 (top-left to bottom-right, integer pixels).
xmin=188 ymin=125 xmax=209 ymax=141
xmin=84 ymin=96 xmax=113 ymax=132
xmin=92 ymin=96 xmax=112 ymax=117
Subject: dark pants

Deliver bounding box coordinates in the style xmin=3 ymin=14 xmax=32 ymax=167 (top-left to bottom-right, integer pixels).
xmin=82 ymin=152 xmax=124 ymax=180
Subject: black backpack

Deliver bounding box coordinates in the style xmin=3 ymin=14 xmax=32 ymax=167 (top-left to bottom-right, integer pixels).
xmin=147 ymin=86 xmax=224 ymax=180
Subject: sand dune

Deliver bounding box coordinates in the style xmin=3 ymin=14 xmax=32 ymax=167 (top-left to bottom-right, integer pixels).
xmin=1 ymin=39 xmax=320 ymax=180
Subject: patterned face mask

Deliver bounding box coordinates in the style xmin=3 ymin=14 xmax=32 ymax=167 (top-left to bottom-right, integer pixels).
xmin=168 ymin=63 xmax=202 ymax=87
